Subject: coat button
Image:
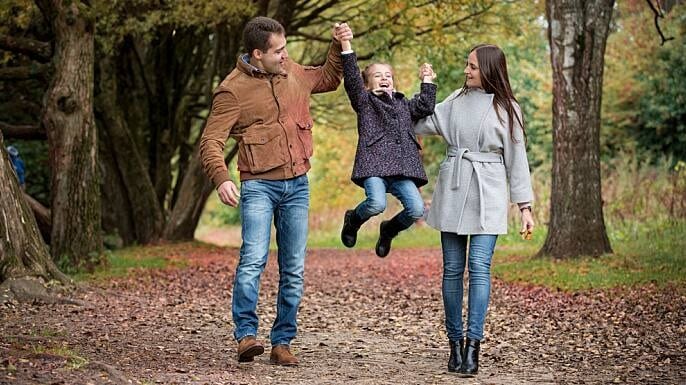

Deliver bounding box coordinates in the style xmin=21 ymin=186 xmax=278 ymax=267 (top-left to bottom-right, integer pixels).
xmin=395 ymin=139 xmax=401 ymax=144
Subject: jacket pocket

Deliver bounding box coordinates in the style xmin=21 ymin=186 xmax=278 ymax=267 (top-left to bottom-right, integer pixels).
xmin=240 ymin=126 xmax=288 ymax=174
xmin=296 ymin=118 xmax=314 ymax=158
xmin=365 ymin=132 xmax=385 ymax=147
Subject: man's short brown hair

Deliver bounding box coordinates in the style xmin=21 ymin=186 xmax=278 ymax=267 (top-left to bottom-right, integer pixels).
xmin=243 ymin=16 xmax=286 ymax=54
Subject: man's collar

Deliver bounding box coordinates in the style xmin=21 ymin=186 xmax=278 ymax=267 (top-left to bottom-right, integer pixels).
xmin=240 ymin=54 xmax=267 ymax=76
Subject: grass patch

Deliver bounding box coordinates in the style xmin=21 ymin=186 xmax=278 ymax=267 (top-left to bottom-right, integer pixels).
xmin=308 ymin=218 xmax=685 ymax=291
xmin=73 ymin=242 xmax=202 ymax=281
xmin=31 ymin=344 xmax=88 ymax=370
xmin=493 ymin=220 xmax=686 ymax=291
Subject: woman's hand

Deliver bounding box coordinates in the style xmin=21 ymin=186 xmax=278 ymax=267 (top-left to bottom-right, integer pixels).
xmin=520 ymin=207 xmax=534 ymax=240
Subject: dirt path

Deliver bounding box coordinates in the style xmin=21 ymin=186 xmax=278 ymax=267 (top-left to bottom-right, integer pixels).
xmin=1 ymin=244 xmax=684 ymax=384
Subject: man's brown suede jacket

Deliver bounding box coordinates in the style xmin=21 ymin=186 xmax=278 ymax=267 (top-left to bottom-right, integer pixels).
xmin=200 ymin=42 xmax=343 ymax=187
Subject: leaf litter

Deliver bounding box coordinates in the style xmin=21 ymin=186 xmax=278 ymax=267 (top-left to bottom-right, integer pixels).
xmin=1 ymin=244 xmax=684 ymax=384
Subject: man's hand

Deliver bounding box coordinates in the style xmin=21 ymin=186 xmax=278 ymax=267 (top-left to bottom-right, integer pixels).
xmin=217 ymin=180 xmax=240 ymax=207
xmin=333 ymin=22 xmax=353 ymax=43
xmin=419 ymin=63 xmax=436 ymax=83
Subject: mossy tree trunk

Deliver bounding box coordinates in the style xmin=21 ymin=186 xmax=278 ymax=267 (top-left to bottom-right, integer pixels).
xmin=1 ymin=133 xmax=69 ymax=299
xmin=35 ymin=0 xmax=102 ymax=269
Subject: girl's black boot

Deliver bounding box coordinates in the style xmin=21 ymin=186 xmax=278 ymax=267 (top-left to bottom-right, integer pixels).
xmin=458 ymin=338 xmax=480 ymax=376
xmin=447 ymin=339 xmax=464 ymax=372
xmin=341 ymin=210 xmax=364 ymax=247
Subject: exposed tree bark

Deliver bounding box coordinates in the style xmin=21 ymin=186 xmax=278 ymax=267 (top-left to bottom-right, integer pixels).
xmin=0 ymin=133 xmax=69 ymax=299
xmin=35 ymin=0 xmax=103 ymax=269
xmin=0 ymin=34 xmax=52 ymax=62
xmin=540 ymin=0 xmax=614 ymax=258
xmin=0 ymin=121 xmax=46 ymax=140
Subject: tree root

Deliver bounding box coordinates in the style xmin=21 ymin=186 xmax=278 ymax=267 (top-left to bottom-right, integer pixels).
xmin=0 ymin=277 xmax=83 ymax=305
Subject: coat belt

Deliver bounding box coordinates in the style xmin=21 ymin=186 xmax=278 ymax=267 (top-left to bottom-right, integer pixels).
xmin=446 ymin=146 xmax=503 ymax=229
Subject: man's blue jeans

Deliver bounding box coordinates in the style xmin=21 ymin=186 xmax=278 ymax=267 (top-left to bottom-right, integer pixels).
xmin=233 ymin=175 xmax=309 ymax=346
xmin=441 ymin=232 xmax=498 ymax=341
xmin=354 ymin=176 xmax=424 ymax=229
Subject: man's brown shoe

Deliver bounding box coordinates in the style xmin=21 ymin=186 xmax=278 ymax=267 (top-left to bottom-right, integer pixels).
xmin=270 ymin=345 xmax=299 ymax=366
xmin=237 ymin=336 xmax=264 ymax=362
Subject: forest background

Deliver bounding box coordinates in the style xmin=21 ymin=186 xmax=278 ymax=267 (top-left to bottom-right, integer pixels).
xmin=199 ymin=0 xmax=686 ymax=275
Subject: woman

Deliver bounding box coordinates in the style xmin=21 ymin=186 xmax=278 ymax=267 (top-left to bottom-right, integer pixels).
xmin=415 ymin=44 xmax=535 ymax=376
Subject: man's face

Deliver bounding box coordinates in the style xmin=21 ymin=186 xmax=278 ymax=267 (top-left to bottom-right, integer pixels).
xmin=365 ymin=64 xmax=394 ymax=93
xmin=257 ymin=33 xmax=288 ymax=75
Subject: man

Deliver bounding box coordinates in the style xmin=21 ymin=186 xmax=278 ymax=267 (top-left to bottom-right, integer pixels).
xmin=200 ymin=16 xmax=352 ymax=366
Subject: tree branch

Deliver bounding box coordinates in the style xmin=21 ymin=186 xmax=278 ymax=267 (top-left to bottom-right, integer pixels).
xmin=0 ymin=35 xmax=52 ymax=62
xmin=0 ymin=63 xmax=50 ymax=80
xmin=0 ymin=121 xmax=46 ymax=140
xmin=290 ymin=0 xmax=341 ymax=31
xmin=645 ymin=0 xmax=675 ymax=45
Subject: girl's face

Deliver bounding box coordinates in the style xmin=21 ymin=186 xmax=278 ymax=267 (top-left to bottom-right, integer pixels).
xmin=365 ymin=64 xmax=394 ymax=92
xmin=464 ymin=50 xmax=482 ymax=89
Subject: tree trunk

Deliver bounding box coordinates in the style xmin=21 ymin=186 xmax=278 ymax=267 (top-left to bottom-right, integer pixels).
xmin=163 ymin=144 xmax=238 ymax=240
xmin=36 ymin=0 xmax=102 ymax=269
xmin=99 ymin=129 xmax=137 ymax=246
xmin=540 ymin=0 xmax=614 ymax=258
xmin=0 ymin=133 xmax=68 ymax=285
xmin=96 ymin=56 xmax=164 ymax=245
xmin=162 ymin=26 xmax=241 ymax=241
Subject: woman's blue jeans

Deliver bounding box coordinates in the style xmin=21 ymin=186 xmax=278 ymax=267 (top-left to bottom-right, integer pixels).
xmin=233 ymin=175 xmax=309 ymax=346
xmin=354 ymin=176 xmax=424 ymax=228
xmin=441 ymin=232 xmax=498 ymax=341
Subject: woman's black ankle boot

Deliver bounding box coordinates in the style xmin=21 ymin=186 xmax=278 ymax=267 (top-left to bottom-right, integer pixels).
xmin=448 ymin=339 xmax=464 ymax=372
xmin=458 ymin=338 xmax=480 ymax=376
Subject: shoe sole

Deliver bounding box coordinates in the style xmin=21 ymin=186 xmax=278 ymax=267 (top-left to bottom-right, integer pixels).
xmin=341 ymin=236 xmax=356 ymax=248
xmin=269 ymin=359 xmax=298 ymax=366
xmin=237 ymin=345 xmax=265 ymax=362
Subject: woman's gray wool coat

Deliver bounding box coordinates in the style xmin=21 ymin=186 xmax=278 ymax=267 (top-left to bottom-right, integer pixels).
xmin=415 ymin=88 xmax=534 ymax=235
xmin=342 ymin=52 xmax=437 ymax=187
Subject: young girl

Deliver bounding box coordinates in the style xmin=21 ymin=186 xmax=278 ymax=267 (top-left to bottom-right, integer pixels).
xmin=338 ymin=34 xmax=436 ymax=257
xmin=415 ymin=44 xmax=535 ymax=376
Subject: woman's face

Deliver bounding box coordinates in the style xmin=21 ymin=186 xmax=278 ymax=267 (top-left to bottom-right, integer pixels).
xmin=464 ymin=50 xmax=482 ymax=89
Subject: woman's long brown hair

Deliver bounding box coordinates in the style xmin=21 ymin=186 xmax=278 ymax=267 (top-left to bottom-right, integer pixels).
xmin=459 ymin=44 xmax=526 ymax=143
